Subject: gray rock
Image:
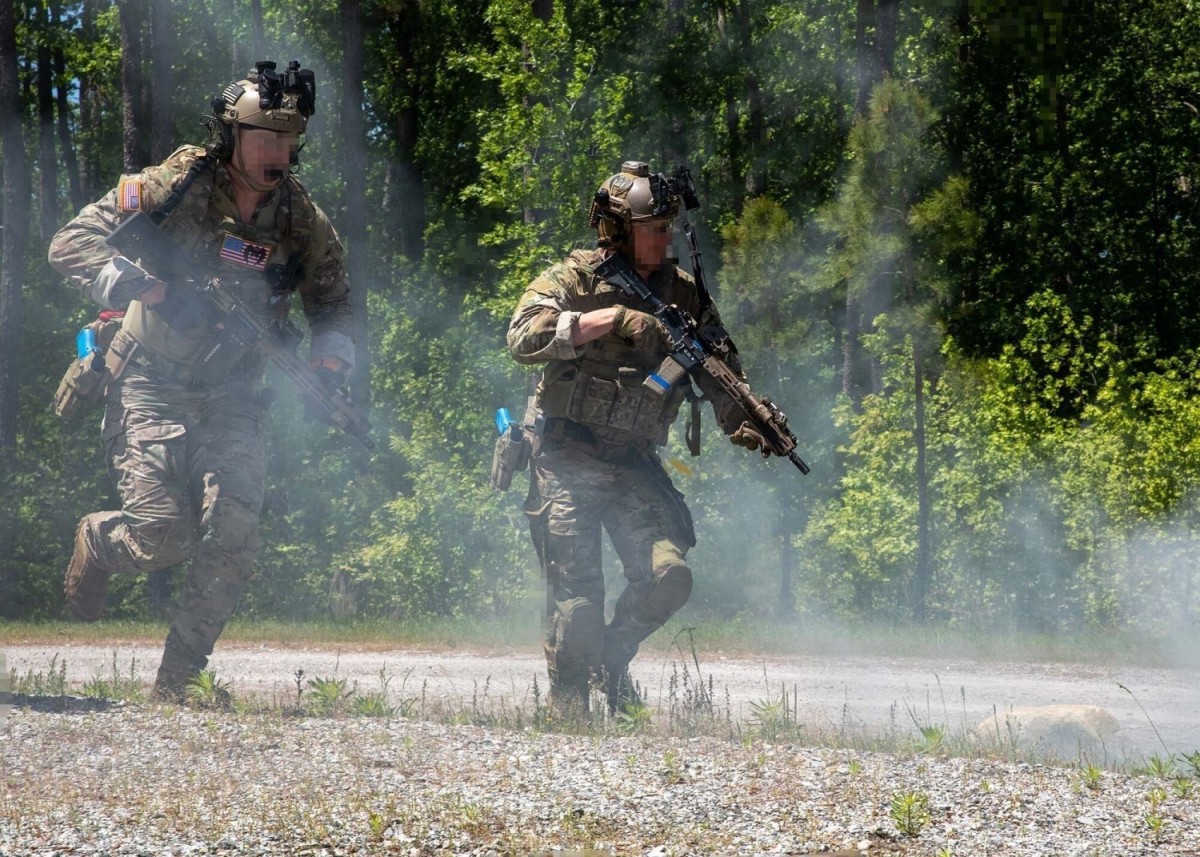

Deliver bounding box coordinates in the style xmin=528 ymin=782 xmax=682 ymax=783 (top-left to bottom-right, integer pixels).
xmin=972 ymin=703 xmax=1121 ymax=758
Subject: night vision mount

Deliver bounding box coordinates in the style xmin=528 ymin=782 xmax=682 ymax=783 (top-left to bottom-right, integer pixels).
xmin=650 ymin=165 xmax=700 ymax=216
xmin=590 ymin=164 xmax=701 ymax=231
xmin=252 ymin=60 xmax=316 ymax=117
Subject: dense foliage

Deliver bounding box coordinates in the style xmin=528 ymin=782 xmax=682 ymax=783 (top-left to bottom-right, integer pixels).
xmin=1 ymin=0 xmax=1198 ymax=636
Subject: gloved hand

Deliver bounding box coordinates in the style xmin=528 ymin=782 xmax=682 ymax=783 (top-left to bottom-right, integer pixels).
xmin=303 ymin=365 xmax=348 ymax=425
xmin=312 ymin=365 xmax=346 ymax=391
xmin=730 ymin=421 xmax=772 ymax=458
xmin=611 ymin=305 xmax=671 ymax=353
xmin=97 ymin=255 xmax=165 ymax=309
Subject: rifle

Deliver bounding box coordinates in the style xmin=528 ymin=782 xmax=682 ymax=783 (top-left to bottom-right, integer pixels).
xmin=105 ymin=211 xmax=375 ymax=451
xmin=594 ymin=252 xmax=810 ymax=474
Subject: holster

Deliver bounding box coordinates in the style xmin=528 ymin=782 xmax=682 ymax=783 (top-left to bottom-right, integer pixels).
xmin=52 ymin=354 xmax=108 ymax=420
xmin=51 ymin=317 xmax=126 ymax=420
xmin=490 ymin=424 xmax=532 ymax=491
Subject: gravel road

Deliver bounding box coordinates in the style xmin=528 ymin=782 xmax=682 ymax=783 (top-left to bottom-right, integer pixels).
xmin=6 ymin=642 xmax=1199 ymax=759
xmin=4 ymin=642 xmax=1200 ymax=855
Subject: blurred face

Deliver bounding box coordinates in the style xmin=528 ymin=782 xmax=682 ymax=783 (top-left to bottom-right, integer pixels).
xmin=629 ymin=219 xmax=672 ymax=273
xmin=234 ymin=126 xmax=299 ymax=186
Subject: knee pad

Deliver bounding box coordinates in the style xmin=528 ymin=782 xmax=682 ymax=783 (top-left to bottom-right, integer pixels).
xmin=125 ymin=515 xmax=194 ymax=569
xmin=545 ymin=597 xmax=604 ymax=687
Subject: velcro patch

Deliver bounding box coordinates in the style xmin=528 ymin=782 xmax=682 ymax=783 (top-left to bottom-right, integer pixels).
xmin=218 ymin=232 xmax=273 ymax=271
xmin=117 ymin=179 xmax=142 ymax=211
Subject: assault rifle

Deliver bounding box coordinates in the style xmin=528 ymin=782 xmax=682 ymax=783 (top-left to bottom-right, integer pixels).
xmin=105 ymin=211 xmax=375 ymax=451
xmin=594 ymin=252 xmax=810 ymax=474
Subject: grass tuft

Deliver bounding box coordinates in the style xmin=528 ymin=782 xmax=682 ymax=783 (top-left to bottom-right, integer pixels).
xmin=890 ymin=790 xmax=932 ymax=836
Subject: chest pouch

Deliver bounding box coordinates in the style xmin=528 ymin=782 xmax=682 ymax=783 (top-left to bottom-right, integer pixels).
xmin=566 ymin=364 xmax=684 ymax=443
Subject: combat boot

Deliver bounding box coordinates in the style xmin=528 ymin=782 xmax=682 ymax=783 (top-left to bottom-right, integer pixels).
xmin=151 ymin=670 xmax=191 ymax=705
xmin=603 ymin=662 xmax=643 ymax=714
xmin=63 ymin=519 xmax=112 ymax=622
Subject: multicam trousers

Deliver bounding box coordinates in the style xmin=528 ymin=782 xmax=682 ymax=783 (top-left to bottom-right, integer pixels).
xmin=524 ymin=439 xmax=696 ymax=709
xmin=75 ymin=367 xmax=266 ymax=686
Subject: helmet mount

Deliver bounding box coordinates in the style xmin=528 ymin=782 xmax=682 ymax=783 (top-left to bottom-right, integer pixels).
xmin=204 ymin=59 xmax=316 ymax=170
xmin=589 ymin=161 xmax=700 ymax=250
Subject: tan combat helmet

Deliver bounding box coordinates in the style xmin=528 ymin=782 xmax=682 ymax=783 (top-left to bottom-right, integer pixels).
xmin=207 ymin=60 xmax=316 ymax=160
xmin=588 ymin=160 xmax=683 ymax=250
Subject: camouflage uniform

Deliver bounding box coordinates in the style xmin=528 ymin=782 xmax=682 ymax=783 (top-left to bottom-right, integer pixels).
xmin=48 ymin=144 xmax=354 ymax=694
xmin=508 ymin=247 xmax=743 ymax=711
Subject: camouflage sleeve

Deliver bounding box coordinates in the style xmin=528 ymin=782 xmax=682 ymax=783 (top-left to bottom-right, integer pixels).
xmin=506 ymin=263 xmax=584 ymax=365
xmin=297 ymin=201 xmax=356 ymax=370
xmin=48 ymin=153 xmax=199 ymax=307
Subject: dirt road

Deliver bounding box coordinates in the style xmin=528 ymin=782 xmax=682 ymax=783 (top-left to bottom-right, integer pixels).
xmin=5 ymin=642 xmax=1198 ymax=760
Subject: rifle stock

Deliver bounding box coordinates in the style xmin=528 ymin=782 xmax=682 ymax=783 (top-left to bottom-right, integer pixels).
xmin=595 ymin=253 xmax=809 ymax=474
xmin=105 ymin=212 xmax=375 ymax=451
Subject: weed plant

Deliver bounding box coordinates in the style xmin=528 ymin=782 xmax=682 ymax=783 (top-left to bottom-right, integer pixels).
xmin=1140 ymin=753 xmax=1178 ymax=779
xmin=184 ymin=670 xmax=232 ymax=709
xmin=11 ymin=653 xmax=68 ymax=697
xmin=1184 ymin=750 xmax=1200 ymax=778
xmin=1080 ymin=762 xmax=1104 ymax=791
xmin=889 ymin=790 xmax=932 ymax=836
xmin=81 ymin=651 xmax=145 ymax=702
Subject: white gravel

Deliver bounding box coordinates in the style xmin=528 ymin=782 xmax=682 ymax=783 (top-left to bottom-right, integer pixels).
xmin=2 ymin=697 xmax=1199 ymax=856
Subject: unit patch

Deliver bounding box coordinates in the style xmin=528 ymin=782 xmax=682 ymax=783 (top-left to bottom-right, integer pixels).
xmin=117 ymin=179 xmax=142 ymax=211
xmin=218 ymin=233 xmax=273 ymax=271
xmin=609 ymin=174 xmax=634 ymax=194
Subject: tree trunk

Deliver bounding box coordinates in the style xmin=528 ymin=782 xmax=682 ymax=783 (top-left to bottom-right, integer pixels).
xmin=0 ymin=0 xmax=31 ymax=613
xmin=735 ymin=0 xmax=765 ymax=199
xmin=118 ymin=0 xmax=149 ymax=171
xmin=149 ymin=0 xmax=174 ymax=163
xmin=854 ymin=0 xmax=875 ymax=118
xmin=724 ymin=90 xmax=744 ymax=215
xmin=53 ymin=24 xmax=83 ymax=212
xmin=662 ymin=0 xmax=688 ymax=167
xmin=911 ymin=334 xmax=931 ymax=622
xmin=0 ymin=0 xmax=28 ymax=454
xmin=248 ymin=0 xmax=265 ymax=62
xmin=389 ymin=0 xmax=424 ymax=262
xmin=778 ymin=522 xmax=795 ymax=619
xmin=903 ymin=228 xmax=932 ymax=622
xmin=77 ymin=0 xmax=105 ymax=200
xmin=875 ymin=0 xmax=899 ymax=77
xmin=340 ymin=0 xmax=370 ymax=409
xmin=841 ymin=290 xmax=869 ymax=401
xmin=844 ymin=0 xmax=873 ymax=402
xmin=36 ymin=5 xmax=58 ymax=242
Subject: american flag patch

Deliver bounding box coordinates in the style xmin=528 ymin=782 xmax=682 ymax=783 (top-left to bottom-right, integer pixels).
xmin=218 ymin=232 xmax=273 ymax=271
xmin=117 ymin=179 xmax=142 ymax=211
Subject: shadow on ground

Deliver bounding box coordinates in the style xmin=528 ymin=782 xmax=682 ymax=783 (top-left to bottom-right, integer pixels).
xmin=9 ymin=693 xmax=126 ymax=715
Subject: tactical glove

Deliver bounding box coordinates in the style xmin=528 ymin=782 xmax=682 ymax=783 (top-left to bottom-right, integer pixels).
xmin=94 ymin=255 xmax=160 ymax=309
xmin=730 ymin=421 xmax=772 ymax=458
xmin=611 ymin=305 xmax=671 ymax=353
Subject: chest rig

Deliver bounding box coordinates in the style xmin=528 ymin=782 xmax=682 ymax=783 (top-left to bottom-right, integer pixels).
xmin=120 ymin=153 xmax=306 ymax=385
xmin=535 ymin=254 xmax=689 ymax=448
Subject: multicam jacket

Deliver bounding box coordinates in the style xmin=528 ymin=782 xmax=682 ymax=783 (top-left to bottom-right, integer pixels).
xmin=507 ymin=247 xmax=743 ymax=448
xmin=48 ymin=145 xmax=355 ymax=380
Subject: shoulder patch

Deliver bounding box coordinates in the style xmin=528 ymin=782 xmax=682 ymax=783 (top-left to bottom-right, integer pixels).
xmin=117 ymin=178 xmax=142 ymax=211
